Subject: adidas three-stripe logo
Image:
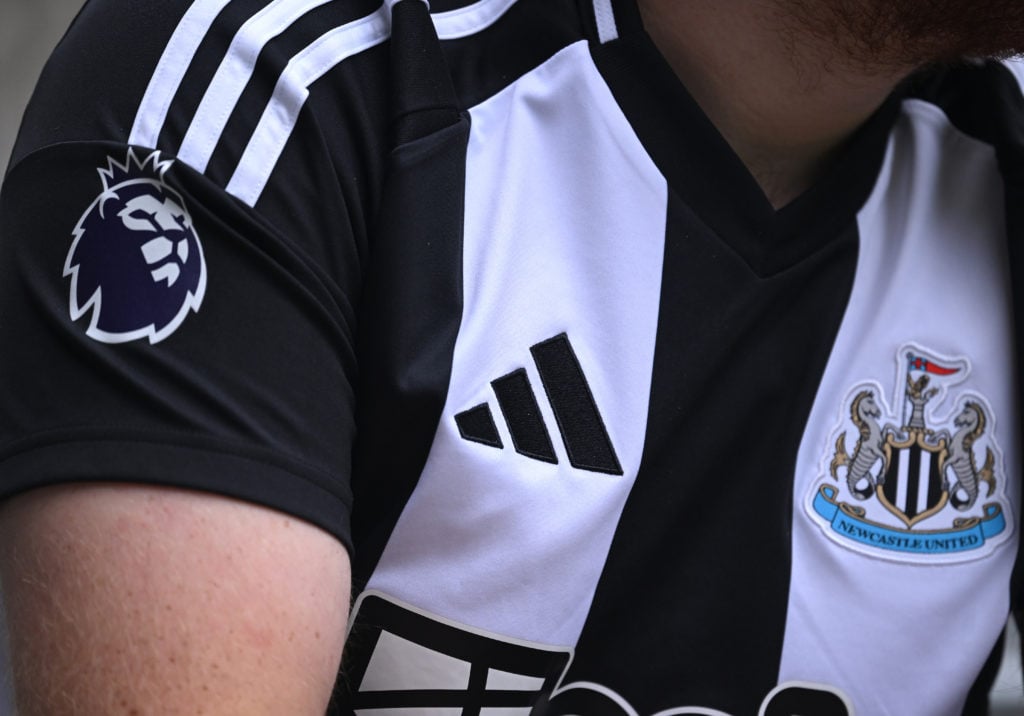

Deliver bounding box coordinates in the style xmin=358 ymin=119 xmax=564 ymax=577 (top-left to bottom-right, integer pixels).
xmin=454 ymin=334 xmax=623 ymax=475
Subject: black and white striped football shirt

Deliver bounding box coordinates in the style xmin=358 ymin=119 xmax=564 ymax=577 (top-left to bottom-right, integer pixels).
xmin=2 ymin=1 xmax=1024 ymax=713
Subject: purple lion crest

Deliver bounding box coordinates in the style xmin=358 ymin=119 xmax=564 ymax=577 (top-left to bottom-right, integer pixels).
xmin=64 ymin=149 xmax=206 ymax=344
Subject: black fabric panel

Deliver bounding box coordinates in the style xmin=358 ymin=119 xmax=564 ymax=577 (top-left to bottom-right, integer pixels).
xmin=347 ymin=0 xmax=469 ymax=592
xmin=353 ymin=689 xmax=534 ymax=710
xmin=463 ymin=663 xmax=489 ymax=716
xmin=440 ymin=0 xmax=585 ymax=111
xmin=906 ymin=449 xmax=922 ymax=518
xmin=1006 ymin=166 xmax=1024 ymax=716
xmin=492 ymin=369 xmax=558 ymax=464
xmin=883 ymin=452 xmax=900 ymax=506
xmin=348 ymin=116 xmax=468 ymax=583
xmin=204 ymin=0 xmax=381 ymax=185
xmin=455 ymin=404 xmax=503 ymax=448
xmin=761 ymin=686 xmax=850 ymax=716
xmin=248 ymin=29 xmax=395 ymax=306
xmin=1012 ymin=176 xmax=1024 ymax=705
xmin=0 ymin=140 xmax=358 ymax=548
xmin=530 ymin=333 xmax=622 ymax=474
xmin=543 ymin=686 xmax=634 ymax=715
xmin=254 ymin=40 xmax=390 ymax=287
xmin=390 ymin=0 xmax=463 ymax=146
xmin=565 ymin=195 xmax=859 ymax=714
xmin=928 ymin=454 xmax=944 ymax=508
xmin=9 ymin=0 xmax=188 ymax=170
xmin=428 ymin=0 xmax=479 ymax=10
xmin=962 ymin=629 xmax=1004 ymax=716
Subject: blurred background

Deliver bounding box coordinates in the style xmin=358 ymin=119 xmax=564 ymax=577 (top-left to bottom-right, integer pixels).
xmin=2 ymin=1 xmax=90 ymax=709
xmin=1 ymin=0 xmax=83 ymax=177
xmin=1 ymin=0 xmax=1024 ymax=713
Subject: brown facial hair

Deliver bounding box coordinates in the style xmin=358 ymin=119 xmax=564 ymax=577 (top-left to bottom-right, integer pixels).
xmin=780 ymin=0 xmax=1024 ymax=72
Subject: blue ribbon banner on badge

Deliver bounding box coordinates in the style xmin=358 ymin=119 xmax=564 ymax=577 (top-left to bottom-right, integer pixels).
xmin=813 ymin=485 xmax=1006 ymax=555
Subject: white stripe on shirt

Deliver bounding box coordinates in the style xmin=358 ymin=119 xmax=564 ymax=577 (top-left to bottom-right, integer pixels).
xmin=227 ymin=0 xmax=517 ymax=206
xmin=129 ymin=0 xmax=235 ymax=149
xmin=176 ymin=0 xmax=341 ymax=174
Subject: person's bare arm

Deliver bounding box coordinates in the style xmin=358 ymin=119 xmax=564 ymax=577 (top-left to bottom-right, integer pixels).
xmin=0 ymin=483 xmax=350 ymax=715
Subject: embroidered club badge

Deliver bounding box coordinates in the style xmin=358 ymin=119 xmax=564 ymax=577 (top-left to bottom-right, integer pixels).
xmin=806 ymin=344 xmax=1012 ymax=563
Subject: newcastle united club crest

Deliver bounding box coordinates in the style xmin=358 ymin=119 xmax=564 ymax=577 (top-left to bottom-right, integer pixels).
xmin=807 ymin=345 xmax=1012 ymax=562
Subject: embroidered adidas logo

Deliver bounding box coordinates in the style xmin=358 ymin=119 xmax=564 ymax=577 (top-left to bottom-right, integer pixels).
xmin=454 ymin=333 xmax=623 ymax=475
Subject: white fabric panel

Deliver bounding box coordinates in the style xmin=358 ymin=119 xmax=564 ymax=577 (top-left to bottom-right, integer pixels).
xmin=360 ymin=632 xmax=472 ymax=691
xmin=225 ymin=4 xmax=393 ymax=205
xmin=1003 ymin=57 xmax=1024 ymax=91
xmin=128 ymin=0 xmax=234 ymax=149
xmin=894 ymin=451 xmax=910 ymax=510
xmin=432 ymin=0 xmax=518 ymax=39
xmin=780 ymin=99 xmax=1020 ymax=716
xmin=485 ymin=668 xmax=546 ymax=691
xmin=176 ymin=0 xmax=339 ymax=173
xmin=366 ymin=41 xmax=667 ymax=646
xmin=591 ymin=0 xmax=618 ymax=44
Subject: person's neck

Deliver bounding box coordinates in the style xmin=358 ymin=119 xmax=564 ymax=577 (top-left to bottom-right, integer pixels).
xmin=637 ymin=0 xmax=914 ymax=208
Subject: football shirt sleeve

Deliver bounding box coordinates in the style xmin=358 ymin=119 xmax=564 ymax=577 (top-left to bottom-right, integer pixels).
xmin=0 ymin=0 xmax=402 ymax=553
xmin=0 ymin=139 xmax=361 ymax=552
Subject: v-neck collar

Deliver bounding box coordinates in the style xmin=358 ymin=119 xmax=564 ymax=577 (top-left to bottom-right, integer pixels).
xmin=583 ymin=0 xmax=904 ymax=277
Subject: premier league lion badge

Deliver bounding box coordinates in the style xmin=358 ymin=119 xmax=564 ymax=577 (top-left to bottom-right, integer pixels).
xmin=64 ymin=149 xmax=206 ymax=344
xmin=807 ymin=345 xmax=1012 ymax=563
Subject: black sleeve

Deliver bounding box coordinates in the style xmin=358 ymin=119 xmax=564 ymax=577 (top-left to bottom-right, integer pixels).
xmin=0 ymin=140 xmax=359 ymax=551
xmin=0 ymin=0 xmax=392 ymax=554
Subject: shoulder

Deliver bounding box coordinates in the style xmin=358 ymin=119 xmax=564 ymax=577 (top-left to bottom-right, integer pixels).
xmin=902 ymin=58 xmax=1024 ymax=167
xmin=12 ymin=0 xmax=391 ymax=205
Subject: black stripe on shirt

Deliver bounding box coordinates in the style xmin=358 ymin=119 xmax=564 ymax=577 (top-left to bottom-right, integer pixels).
xmin=565 ymin=194 xmax=859 ymax=715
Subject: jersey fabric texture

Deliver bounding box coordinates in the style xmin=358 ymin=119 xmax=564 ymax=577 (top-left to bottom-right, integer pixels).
xmin=2 ymin=0 xmax=1024 ymax=714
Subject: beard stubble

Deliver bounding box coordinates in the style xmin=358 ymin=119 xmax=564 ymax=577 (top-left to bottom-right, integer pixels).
xmin=780 ymin=0 xmax=1024 ymax=72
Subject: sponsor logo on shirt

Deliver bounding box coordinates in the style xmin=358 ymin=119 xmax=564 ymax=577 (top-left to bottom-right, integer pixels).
xmin=454 ymin=333 xmax=623 ymax=474
xmin=807 ymin=344 xmax=1012 ymax=562
xmin=344 ymin=591 xmax=851 ymax=716
xmin=64 ymin=148 xmax=206 ymax=344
